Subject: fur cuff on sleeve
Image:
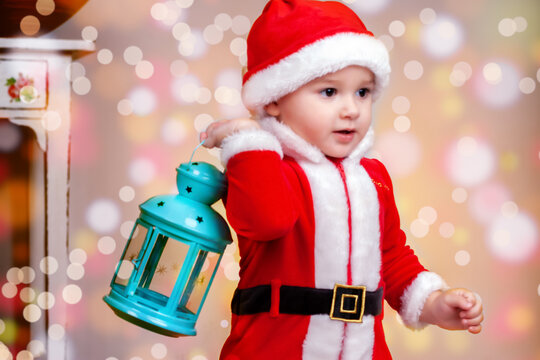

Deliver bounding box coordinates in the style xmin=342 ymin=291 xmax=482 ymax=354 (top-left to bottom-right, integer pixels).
xmin=220 ymin=128 xmax=283 ymax=166
xmin=399 ymin=271 xmax=448 ymax=329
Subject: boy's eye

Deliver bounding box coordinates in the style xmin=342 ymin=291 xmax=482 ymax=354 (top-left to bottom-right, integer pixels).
xmin=357 ymin=88 xmax=369 ymax=97
xmin=321 ymin=88 xmax=336 ymax=97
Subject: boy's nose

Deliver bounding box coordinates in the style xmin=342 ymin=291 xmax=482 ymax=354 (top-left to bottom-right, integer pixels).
xmin=339 ymin=96 xmax=360 ymax=119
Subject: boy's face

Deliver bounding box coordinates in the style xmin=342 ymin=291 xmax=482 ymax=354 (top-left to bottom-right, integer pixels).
xmin=265 ymin=65 xmax=374 ymax=158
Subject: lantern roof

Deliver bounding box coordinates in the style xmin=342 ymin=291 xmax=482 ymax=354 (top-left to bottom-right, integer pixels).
xmin=138 ymin=161 xmax=232 ymax=251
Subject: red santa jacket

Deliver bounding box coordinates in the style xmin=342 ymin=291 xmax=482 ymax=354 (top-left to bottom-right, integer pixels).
xmin=219 ymin=118 xmax=445 ymax=360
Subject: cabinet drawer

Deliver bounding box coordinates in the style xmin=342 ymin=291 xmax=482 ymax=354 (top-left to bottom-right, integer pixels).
xmin=0 ymin=58 xmax=48 ymax=110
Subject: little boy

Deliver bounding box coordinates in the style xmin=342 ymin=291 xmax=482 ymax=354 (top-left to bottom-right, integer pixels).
xmin=202 ymin=0 xmax=483 ymax=359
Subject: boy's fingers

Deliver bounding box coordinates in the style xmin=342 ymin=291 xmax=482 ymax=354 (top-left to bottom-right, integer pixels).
xmin=467 ymin=325 xmax=482 ymax=334
xmin=445 ymin=291 xmax=473 ymax=311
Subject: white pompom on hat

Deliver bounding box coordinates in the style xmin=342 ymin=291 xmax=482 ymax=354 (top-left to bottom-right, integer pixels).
xmin=242 ymin=0 xmax=391 ymax=116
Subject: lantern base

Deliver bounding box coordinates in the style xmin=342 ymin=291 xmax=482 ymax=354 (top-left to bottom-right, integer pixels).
xmin=104 ymin=289 xmax=197 ymax=337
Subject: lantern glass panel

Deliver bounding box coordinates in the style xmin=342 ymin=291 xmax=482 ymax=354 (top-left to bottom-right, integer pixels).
xmin=114 ymin=223 xmax=149 ymax=287
xmin=177 ymin=250 xmax=219 ymax=315
xmin=142 ymin=234 xmax=190 ymax=299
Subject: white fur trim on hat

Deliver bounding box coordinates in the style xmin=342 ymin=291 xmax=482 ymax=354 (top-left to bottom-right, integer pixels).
xmin=220 ymin=128 xmax=283 ymax=166
xmin=399 ymin=271 xmax=448 ymax=329
xmin=242 ymin=32 xmax=391 ymax=115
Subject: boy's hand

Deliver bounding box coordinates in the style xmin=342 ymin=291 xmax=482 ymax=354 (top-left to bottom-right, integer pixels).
xmin=419 ymin=288 xmax=484 ymax=334
xmin=201 ymin=118 xmax=260 ymax=148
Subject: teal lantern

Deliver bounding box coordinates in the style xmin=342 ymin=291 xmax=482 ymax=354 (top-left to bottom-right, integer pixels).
xmin=104 ymin=146 xmax=232 ymax=337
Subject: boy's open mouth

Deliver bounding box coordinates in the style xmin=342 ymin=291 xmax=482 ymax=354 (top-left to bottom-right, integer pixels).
xmin=335 ymin=129 xmax=355 ymax=134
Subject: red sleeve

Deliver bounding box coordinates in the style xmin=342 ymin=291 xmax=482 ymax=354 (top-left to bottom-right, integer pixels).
xmin=363 ymin=158 xmax=427 ymax=311
xmin=225 ymin=150 xmax=299 ymax=241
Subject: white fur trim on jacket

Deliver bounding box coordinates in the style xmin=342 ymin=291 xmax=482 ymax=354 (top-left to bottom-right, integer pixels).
xmin=242 ymin=32 xmax=391 ymax=116
xmin=220 ymin=128 xmax=283 ymax=166
xmin=259 ymin=117 xmax=374 ymax=164
xmin=399 ymin=271 xmax=448 ymax=329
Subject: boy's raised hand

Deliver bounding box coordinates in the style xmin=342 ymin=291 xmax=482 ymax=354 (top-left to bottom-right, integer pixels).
xmin=419 ymin=288 xmax=484 ymax=334
xmin=201 ymin=118 xmax=260 ymax=148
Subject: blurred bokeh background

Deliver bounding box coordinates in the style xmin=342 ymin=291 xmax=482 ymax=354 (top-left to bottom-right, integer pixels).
xmin=0 ymin=0 xmax=539 ymax=359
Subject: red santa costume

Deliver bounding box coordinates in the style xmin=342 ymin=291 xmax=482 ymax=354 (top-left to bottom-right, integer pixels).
xmin=218 ymin=1 xmax=447 ymax=359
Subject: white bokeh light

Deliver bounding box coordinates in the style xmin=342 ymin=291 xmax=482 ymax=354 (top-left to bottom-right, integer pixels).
xmin=519 ymin=77 xmax=536 ymax=94
xmin=419 ymin=8 xmax=436 ymax=24
xmin=215 ymin=13 xmax=232 ymax=31
xmin=455 ymin=250 xmax=471 ymax=266
xmin=27 ymin=340 xmax=46 ymax=358
xmin=171 ymin=74 xmax=202 ymax=105
xmin=378 ymin=34 xmax=394 ymax=52
xmin=20 ymin=287 xmax=36 ymax=303
xmin=445 ymin=137 xmax=496 ymax=187
xmin=70 ymin=248 xmax=87 ymax=265
xmin=86 ymin=199 xmax=121 ymax=234
xmin=2 ymin=283 xmax=18 ymax=298
xmin=23 ymin=304 xmax=41 ymax=323
xmin=37 ymin=291 xmax=55 ymax=310
xmin=231 ymin=15 xmax=251 ymax=35
xmin=421 ymin=15 xmax=464 ymax=58
xmin=123 ymin=46 xmax=143 ymax=66
xmin=439 ymin=222 xmax=455 ymax=238
xmin=40 ymin=256 xmax=58 ymax=275
xmin=128 ymin=87 xmax=157 ymax=116
xmin=98 ymin=236 xmax=116 ymax=255
xmin=393 ymin=115 xmax=411 ymax=133
xmin=151 ymin=343 xmax=167 ymax=359
xmin=48 ymin=324 xmax=65 ymax=340
xmin=224 ymin=262 xmax=240 ymax=281
xmin=498 ymin=18 xmax=516 ymax=37
xmin=348 ymin=0 xmax=390 ymax=14
xmin=117 ymin=99 xmax=133 ymax=116
xmin=121 ymin=221 xmax=135 ymax=239
xmin=203 ymin=24 xmax=224 ymax=45
xmin=135 ymin=60 xmax=154 ymax=79
xmin=194 ymin=113 xmax=214 ymax=133
xmin=67 ymin=263 xmax=85 ymax=281
xmin=82 ymin=26 xmax=98 ymax=41
xmin=474 ymin=60 xmax=521 ymax=108
xmin=129 ymin=157 xmax=156 ymax=185
xmin=62 ymin=284 xmax=82 ymax=304
xmin=403 ymin=60 xmax=423 ymax=80
xmin=97 ymin=49 xmax=113 ymax=65
xmin=418 ymin=206 xmax=437 ymax=225
xmin=389 ymin=20 xmax=405 ymax=37
xmin=7 ymin=267 xmax=23 ymax=284
xmin=410 ymin=218 xmax=430 ymax=238
xmin=119 ymin=186 xmax=135 ymax=202
xmin=452 ymin=187 xmax=468 ymax=203
xmin=161 ymin=118 xmax=188 ymax=145
xmin=486 ymin=212 xmax=538 ymax=263
xmin=469 ymin=183 xmax=511 ymax=223
xmin=376 ymin=132 xmax=422 ymax=177
xmin=391 ymin=96 xmax=411 ymax=114
xmin=178 ymin=30 xmax=208 ymax=60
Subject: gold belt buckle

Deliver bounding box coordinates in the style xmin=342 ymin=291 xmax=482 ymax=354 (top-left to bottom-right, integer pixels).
xmin=330 ymin=284 xmax=366 ymax=323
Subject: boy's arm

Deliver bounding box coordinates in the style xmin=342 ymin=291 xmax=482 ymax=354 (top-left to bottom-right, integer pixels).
xmin=203 ymin=119 xmax=299 ymax=241
xmin=366 ymin=159 xmax=446 ymax=328
xmin=420 ymin=288 xmax=484 ymax=334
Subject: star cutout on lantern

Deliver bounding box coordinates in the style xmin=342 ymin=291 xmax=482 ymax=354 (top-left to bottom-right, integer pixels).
xmin=196 ymin=216 xmax=203 ymax=223
xmin=157 ymin=201 xmax=165 ymax=207
xmin=156 ymin=265 xmax=167 ymax=275
xmin=186 ymin=186 xmax=192 ymax=193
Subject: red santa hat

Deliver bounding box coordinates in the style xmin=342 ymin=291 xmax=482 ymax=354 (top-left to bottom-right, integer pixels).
xmin=242 ymin=0 xmax=391 ymax=116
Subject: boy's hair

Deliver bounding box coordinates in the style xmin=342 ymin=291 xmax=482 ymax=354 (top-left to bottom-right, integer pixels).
xmin=241 ymin=0 xmax=391 ymax=116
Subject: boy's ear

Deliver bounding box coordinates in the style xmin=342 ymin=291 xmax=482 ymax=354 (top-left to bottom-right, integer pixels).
xmin=264 ymin=102 xmax=280 ymax=117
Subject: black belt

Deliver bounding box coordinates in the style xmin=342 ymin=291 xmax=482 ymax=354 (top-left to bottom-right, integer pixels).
xmin=231 ymin=283 xmax=383 ymax=323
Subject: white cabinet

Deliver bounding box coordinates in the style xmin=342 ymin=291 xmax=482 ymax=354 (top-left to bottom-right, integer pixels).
xmin=0 ymin=37 xmax=94 ymax=359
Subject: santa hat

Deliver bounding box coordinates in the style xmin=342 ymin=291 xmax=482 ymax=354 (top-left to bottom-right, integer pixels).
xmin=242 ymin=0 xmax=391 ymax=116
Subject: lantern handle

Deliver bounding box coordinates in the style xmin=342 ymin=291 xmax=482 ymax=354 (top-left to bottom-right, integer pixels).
xmin=187 ymin=139 xmax=206 ymax=169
